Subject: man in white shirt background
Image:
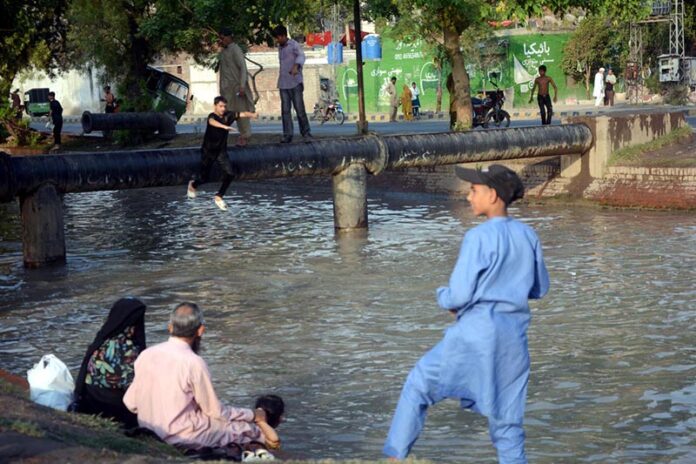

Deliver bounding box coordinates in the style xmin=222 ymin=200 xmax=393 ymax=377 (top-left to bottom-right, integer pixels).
xmin=593 ymin=67 xmax=605 ymax=107
xmin=411 ymin=82 xmax=420 ymax=119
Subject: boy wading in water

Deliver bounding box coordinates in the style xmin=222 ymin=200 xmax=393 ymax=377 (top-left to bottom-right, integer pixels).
xmin=187 ymin=96 xmax=256 ymax=211
xmin=383 ymin=165 xmax=550 ymax=464
xmin=528 ymin=65 xmax=558 ymax=125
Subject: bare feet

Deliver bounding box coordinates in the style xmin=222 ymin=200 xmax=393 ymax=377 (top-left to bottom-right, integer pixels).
xmin=187 ymin=180 xmax=197 ymax=199
xmin=214 ymin=195 xmax=228 ymax=211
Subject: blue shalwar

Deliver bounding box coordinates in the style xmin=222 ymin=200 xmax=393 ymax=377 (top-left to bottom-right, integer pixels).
xmin=384 ymin=216 xmax=549 ymax=463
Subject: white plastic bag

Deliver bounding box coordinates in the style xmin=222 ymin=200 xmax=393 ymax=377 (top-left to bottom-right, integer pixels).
xmin=27 ymin=354 xmax=75 ymax=411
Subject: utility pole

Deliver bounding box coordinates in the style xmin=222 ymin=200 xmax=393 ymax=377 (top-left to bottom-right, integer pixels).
xmin=354 ymin=0 xmax=368 ymax=134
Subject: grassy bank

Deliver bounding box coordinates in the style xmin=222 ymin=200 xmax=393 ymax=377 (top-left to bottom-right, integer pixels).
xmin=608 ymin=126 xmax=696 ymax=167
xmin=0 ymin=378 xmax=429 ymax=463
xmin=0 ymin=378 xmax=179 ymax=462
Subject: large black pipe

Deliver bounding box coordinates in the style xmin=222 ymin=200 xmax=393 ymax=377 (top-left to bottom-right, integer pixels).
xmin=0 ymin=137 xmax=385 ymax=202
xmin=384 ymin=125 xmax=593 ymax=168
xmin=0 ymin=124 xmax=592 ymax=202
xmin=81 ymin=111 xmax=177 ymax=140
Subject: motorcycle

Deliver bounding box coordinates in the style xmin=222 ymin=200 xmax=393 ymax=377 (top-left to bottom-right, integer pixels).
xmin=471 ymin=80 xmax=511 ymax=129
xmin=311 ymin=99 xmax=346 ymax=125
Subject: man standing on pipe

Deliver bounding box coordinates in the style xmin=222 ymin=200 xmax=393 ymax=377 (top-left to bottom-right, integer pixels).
xmin=273 ymin=25 xmax=312 ymax=143
xmin=218 ymin=28 xmax=256 ymax=147
xmin=528 ymin=65 xmax=557 ymax=126
xmin=187 ymin=96 xmax=256 ymax=211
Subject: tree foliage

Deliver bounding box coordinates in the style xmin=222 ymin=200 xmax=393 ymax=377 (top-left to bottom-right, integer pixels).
xmin=0 ymin=0 xmax=68 ymax=104
xmin=561 ymin=15 xmax=626 ymax=97
xmin=67 ymin=0 xmax=319 ymax=104
xmin=367 ymin=0 xmax=653 ymax=129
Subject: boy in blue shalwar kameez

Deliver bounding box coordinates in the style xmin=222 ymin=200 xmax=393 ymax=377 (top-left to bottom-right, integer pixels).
xmin=383 ymin=164 xmax=550 ymax=464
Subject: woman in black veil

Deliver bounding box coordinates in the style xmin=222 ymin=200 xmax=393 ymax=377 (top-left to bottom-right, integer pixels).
xmin=72 ymin=298 xmax=146 ymax=427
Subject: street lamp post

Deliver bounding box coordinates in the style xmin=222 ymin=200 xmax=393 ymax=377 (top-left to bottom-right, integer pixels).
xmin=354 ymin=0 xmax=368 ymax=134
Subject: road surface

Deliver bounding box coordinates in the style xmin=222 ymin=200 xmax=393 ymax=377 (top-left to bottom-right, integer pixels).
xmin=33 ymin=114 xmax=696 ymax=140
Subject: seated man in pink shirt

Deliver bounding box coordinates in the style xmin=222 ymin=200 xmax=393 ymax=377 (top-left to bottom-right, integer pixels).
xmin=123 ymin=302 xmax=271 ymax=449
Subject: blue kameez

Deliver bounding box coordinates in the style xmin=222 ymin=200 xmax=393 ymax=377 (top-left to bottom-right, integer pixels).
xmin=384 ymin=216 xmax=549 ymax=463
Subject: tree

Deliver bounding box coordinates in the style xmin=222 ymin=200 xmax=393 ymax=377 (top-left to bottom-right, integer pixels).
xmin=561 ymin=15 xmax=627 ymax=98
xmin=0 ymin=0 xmax=68 ymax=144
xmin=0 ymin=0 xmax=68 ymax=104
xmin=367 ymin=0 xmax=651 ymax=130
xmin=67 ymin=0 xmax=315 ymax=108
xmin=367 ymin=0 xmax=493 ymax=130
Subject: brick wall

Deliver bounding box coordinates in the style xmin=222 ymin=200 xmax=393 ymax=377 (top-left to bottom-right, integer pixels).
xmin=584 ymin=166 xmax=696 ymax=209
xmin=364 ymin=158 xmax=563 ymax=199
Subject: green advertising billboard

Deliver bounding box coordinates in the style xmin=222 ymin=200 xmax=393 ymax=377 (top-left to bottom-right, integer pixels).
xmin=338 ymin=38 xmax=443 ymax=114
xmin=337 ymin=32 xmax=586 ymax=113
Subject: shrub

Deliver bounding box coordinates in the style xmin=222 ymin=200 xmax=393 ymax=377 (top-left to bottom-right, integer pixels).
xmin=644 ymin=73 xmax=661 ymax=94
xmin=664 ymin=84 xmax=690 ymax=105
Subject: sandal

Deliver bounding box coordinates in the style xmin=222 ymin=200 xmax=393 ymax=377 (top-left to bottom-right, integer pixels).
xmin=242 ymin=449 xmax=275 ymax=461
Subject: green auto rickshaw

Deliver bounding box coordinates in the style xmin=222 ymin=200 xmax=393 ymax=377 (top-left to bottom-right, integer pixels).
xmin=23 ymin=88 xmax=51 ymax=117
xmin=144 ymin=67 xmax=191 ymax=121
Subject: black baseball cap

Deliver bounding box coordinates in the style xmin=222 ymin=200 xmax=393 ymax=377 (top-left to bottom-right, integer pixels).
xmin=455 ymin=164 xmax=525 ymax=205
xmin=219 ymin=27 xmax=233 ymax=37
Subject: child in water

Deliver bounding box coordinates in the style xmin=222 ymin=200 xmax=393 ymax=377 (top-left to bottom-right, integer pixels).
xmin=383 ymin=164 xmax=550 ymax=464
xmin=254 ymin=394 xmax=284 ymax=450
xmin=242 ymin=395 xmax=284 ymax=461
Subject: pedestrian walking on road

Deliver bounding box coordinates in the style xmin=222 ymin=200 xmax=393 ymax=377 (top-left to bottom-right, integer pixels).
xmin=219 ymin=28 xmax=256 ymax=147
xmin=401 ymin=85 xmax=413 ymax=121
xmin=273 ymin=25 xmax=311 ymax=143
xmin=604 ymin=69 xmax=616 ymax=106
xmin=387 ymin=76 xmax=398 ymax=122
xmin=47 ymin=91 xmax=63 ymax=150
xmin=528 ymin=65 xmax=558 ymax=125
xmin=411 ymin=82 xmax=420 ymax=119
xmin=593 ymin=67 xmax=605 ymax=107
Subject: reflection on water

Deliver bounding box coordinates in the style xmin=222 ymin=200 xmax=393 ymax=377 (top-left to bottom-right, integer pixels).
xmin=0 ymin=183 xmax=694 ymax=463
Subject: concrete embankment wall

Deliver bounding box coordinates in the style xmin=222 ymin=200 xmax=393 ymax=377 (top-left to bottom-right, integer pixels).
xmin=365 ymin=161 xmax=696 ymax=209
xmin=560 ymin=110 xmax=687 ymax=179
xmin=365 ymin=157 xmax=565 ymax=198
xmin=361 ymin=110 xmax=696 ymax=209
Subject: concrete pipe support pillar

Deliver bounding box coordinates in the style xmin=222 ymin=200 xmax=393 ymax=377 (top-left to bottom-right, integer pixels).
xmin=20 ymin=184 xmax=66 ymax=268
xmin=332 ymin=163 xmax=368 ymax=232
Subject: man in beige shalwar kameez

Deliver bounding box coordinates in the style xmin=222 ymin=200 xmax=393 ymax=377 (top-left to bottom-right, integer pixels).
xmin=219 ymin=28 xmax=255 ymax=146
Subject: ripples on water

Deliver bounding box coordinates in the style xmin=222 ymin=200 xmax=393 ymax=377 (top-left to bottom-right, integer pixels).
xmin=0 ymin=183 xmax=694 ymax=463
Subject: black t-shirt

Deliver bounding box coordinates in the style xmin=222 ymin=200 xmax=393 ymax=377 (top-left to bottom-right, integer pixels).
xmin=202 ymin=111 xmax=238 ymax=152
xmin=50 ymin=100 xmax=63 ymax=124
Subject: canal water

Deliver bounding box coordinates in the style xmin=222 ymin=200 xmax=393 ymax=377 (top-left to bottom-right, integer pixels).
xmin=0 ymin=183 xmax=694 ymax=463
